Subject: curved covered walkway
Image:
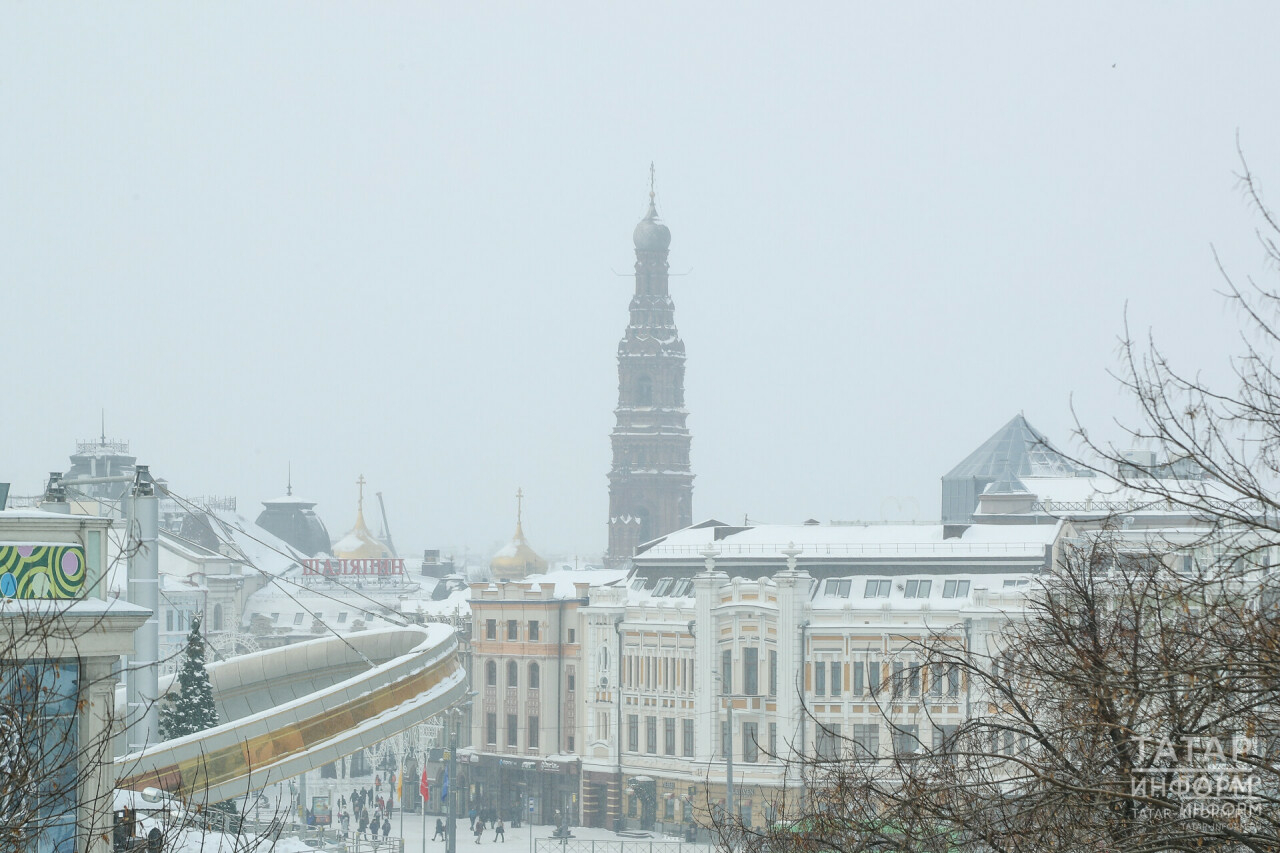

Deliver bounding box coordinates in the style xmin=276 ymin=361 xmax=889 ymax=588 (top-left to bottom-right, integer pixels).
xmin=116 ymin=625 xmax=466 ymax=804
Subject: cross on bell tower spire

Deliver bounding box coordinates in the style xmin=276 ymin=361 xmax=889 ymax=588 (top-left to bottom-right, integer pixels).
xmin=356 ymin=474 xmax=366 ymax=513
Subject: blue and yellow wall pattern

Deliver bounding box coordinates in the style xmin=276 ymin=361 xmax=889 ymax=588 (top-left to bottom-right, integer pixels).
xmin=0 ymin=544 xmax=86 ymax=599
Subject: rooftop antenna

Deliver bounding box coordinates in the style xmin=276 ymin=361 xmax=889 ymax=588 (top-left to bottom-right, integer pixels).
xmin=287 ymin=462 xmax=292 ymax=497
xmin=649 ymin=161 xmax=656 ymax=203
xmin=100 ymin=409 xmax=106 ymax=444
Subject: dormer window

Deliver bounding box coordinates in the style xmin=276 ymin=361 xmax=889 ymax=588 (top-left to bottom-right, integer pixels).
xmin=824 ymin=579 xmax=852 ymax=597
xmin=903 ymin=580 xmax=931 ymax=599
xmin=864 ymin=579 xmax=891 ymax=598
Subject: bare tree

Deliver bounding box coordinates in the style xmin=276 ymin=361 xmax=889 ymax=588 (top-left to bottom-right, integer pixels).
xmin=713 ymin=159 xmax=1280 ymax=853
xmin=714 ymin=533 xmax=1280 ymax=853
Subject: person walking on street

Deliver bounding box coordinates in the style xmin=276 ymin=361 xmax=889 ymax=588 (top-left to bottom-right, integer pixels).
xmin=433 ymin=818 xmax=446 ymax=841
xmin=494 ymin=819 xmax=505 ymax=842
xmin=473 ymin=818 xmax=483 ymax=844
xmin=383 ymin=817 xmax=392 ymax=841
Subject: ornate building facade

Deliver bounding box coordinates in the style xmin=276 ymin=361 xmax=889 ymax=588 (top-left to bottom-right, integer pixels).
xmin=606 ymin=176 xmax=694 ymax=566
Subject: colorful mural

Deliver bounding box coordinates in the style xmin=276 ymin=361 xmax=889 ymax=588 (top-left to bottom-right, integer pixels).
xmin=0 ymin=544 xmax=86 ymax=599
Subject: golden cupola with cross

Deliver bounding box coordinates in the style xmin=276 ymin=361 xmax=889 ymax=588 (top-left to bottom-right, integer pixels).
xmin=332 ymin=475 xmax=393 ymax=559
xmin=490 ymin=488 xmax=547 ymax=582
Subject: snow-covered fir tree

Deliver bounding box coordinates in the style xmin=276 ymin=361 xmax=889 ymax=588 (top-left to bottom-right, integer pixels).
xmin=160 ymin=613 xmax=218 ymax=739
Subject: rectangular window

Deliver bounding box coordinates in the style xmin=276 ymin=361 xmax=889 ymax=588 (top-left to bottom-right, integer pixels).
xmin=744 ymin=647 xmax=759 ymax=695
xmin=868 ymin=660 xmax=881 ymax=695
xmin=852 ymin=724 xmax=879 ymax=759
xmin=721 ymin=649 xmax=732 ymax=694
xmin=507 ymin=620 xmax=518 ymax=640
xmin=529 ymin=620 xmax=539 ymax=641
xmin=646 ymin=716 xmax=657 ymax=754
xmin=166 ymin=610 xmax=174 ymax=632
xmin=930 ymin=664 xmax=943 ymax=697
xmin=337 ymin=611 xmax=348 ymax=624
xmin=947 ymin=664 xmax=960 ymax=697
xmin=567 ymin=673 xmax=575 ymax=692
xmin=682 ymin=718 xmax=694 ymax=757
xmin=664 ymin=797 xmax=675 ymax=821
xmin=893 ymin=725 xmax=921 ymax=756
xmin=627 ymin=715 xmax=638 ymax=752
xmin=864 ymin=579 xmax=891 ymax=598
xmin=486 ymin=713 xmax=497 ymax=745
xmin=891 ymin=661 xmax=904 ymax=698
xmin=824 ymin=579 xmax=852 ymax=597
xmin=829 ymin=661 xmax=841 ymax=696
xmin=664 ymin=718 xmax=676 ymax=755
xmin=814 ymin=661 xmax=826 ymax=696
xmin=816 ymin=724 xmax=841 ymax=759
xmin=567 ymin=736 xmax=574 ymax=752
xmin=293 ymin=613 xmax=304 ymax=626
xmin=904 ymin=579 xmax=932 ymax=598
xmin=853 ymin=661 xmax=865 ymax=696
xmin=567 ymin=628 xmax=575 ymax=643
xmin=528 ymin=716 xmax=539 ymax=749
xmin=270 ymin=612 xmax=280 ymax=623
xmin=743 ymin=722 xmax=759 ymax=762
xmin=908 ymin=664 xmax=920 ymax=697
xmin=486 ymin=619 xmax=497 ymax=639
xmin=942 ymin=580 xmax=970 ymax=598
xmin=768 ymin=650 xmax=777 ymax=696
xmin=933 ymin=725 xmax=958 ymax=753
xmin=507 ymin=714 xmax=518 ymax=746
xmin=769 ymin=722 xmax=777 ymax=758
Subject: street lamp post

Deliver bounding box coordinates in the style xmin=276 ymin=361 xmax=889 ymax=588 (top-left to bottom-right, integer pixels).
xmin=445 ymin=731 xmax=458 ymax=853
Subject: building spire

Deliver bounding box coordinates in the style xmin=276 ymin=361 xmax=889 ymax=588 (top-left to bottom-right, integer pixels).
xmin=516 ymin=487 xmax=524 ymax=530
xmin=287 ymin=462 xmax=293 ymax=497
xmin=100 ymin=409 xmax=105 ymax=444
xmin=357 ymin=474 xmax=366 ymax=513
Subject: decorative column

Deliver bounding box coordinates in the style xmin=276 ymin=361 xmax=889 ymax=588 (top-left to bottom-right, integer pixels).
xmin=692 ymin=548 xmax=727 ymax=764
xmin=773 ymin=543 xmax=812 ymax=767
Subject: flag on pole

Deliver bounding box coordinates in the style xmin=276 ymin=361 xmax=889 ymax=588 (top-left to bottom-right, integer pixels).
xmin=420 ymin=768 xmax=430 ymax=802
xmin=441 ymin=767 xmax=450 ymax=800
xmin=397 ymin=770 xmax=403 ymax=800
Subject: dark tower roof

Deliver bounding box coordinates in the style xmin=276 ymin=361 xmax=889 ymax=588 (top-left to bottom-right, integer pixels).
xmin=633 ymin=197 xmax=672 ymax=251
xmin=255 ymin=493 xmax=332 ymax=557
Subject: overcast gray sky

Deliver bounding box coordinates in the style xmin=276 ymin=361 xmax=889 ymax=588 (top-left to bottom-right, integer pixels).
xmin=4 ymin=4 xmax=1279 ymax=561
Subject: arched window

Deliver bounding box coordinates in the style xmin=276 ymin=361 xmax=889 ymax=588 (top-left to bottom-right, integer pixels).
xmin=213 ymin=604 xmax=223 ymax=631
xmin=486 ymin=660 xmax=497 ymax=687
xmin=529 ymin=662 xmax=540 ymax=689
xmin=507 ymin=660 xmax=519 ymax=687
xmin=637 ymin=375 xmax=653 ymax=406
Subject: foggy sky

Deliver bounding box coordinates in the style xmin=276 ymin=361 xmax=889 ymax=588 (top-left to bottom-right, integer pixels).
xmin=4 ymin=4 xmax=1279 ymax=562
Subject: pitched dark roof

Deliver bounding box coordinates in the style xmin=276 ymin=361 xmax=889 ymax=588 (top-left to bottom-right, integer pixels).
xmin=945 ymin=415 xmax=1088 ymax=481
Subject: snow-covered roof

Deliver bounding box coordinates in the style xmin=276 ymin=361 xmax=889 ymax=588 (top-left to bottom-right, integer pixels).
xmin=635 ymin=521 xmax=1060 ymax=560
xmin=977 ymin=475 xmax=1243 ymax=515
xmin=506 ymin=566 xmax=628 ymax=598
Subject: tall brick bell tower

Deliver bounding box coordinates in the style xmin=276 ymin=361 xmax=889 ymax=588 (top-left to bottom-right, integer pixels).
xmin=606 ymin=167 xmax=694 ymax=567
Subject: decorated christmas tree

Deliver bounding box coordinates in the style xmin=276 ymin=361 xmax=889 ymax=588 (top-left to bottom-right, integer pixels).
xmin=160 ymin=613 xmax=218 ymax=740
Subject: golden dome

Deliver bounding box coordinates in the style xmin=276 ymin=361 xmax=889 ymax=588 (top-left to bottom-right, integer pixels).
xmin=332 ymin=475 xmax=393 ymax=560
xmin=490 ymin=488 xmax=547 ymax=582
